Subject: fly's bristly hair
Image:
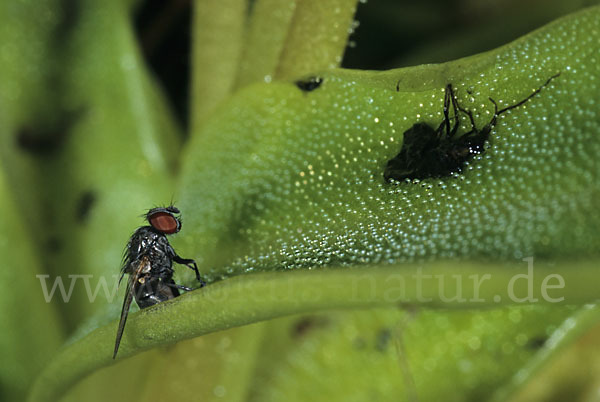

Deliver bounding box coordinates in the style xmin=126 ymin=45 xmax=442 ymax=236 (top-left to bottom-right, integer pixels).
xmin=140 ymin=204 xmax=180 ymax=219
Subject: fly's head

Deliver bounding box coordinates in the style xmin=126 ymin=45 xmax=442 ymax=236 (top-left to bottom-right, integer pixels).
xmin=146 ymin=206 xmax=182 ymax=235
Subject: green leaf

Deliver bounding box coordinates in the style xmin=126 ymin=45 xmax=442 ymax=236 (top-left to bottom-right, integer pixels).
xmin=60 ymin=325 xmax=265 ymax=402
xmin=504 ymin=310 xmax=600 ymax=402
xmin=28 ymin=262 xmax=600 ymax=402
xmin=0 ymin=2 xmax=66 ymax=399
xmin=235 ymin=0 xmax=299 ymax=89
xmin=0 ymin=0 xmax=62 ymax=247
xmin=235 ymin=0 xmax=361 ymax=88
xmin=177 ymin=6 xmax=600 ymax=278
xmin=270 ymin=0 xmax=359 ymax=80
xmin=191 ymin=0 xmax=248 ymax=129
xmin=0 ymin=169 xmax=63 ymax=400
xmin=246 ymin=306 xmax=587 ymax=402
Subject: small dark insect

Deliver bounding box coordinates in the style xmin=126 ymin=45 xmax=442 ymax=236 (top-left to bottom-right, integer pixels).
xmin=384 ymin=73 xmax=560 ymax=182
xmin=113 ymin=206 xmax=205 ymax=359
xmin=295 ymin=76 xmax=323 ymax=92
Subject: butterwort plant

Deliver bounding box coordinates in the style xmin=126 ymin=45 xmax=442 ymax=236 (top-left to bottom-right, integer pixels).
xmin=0 ymin=1 xmax=599 ymax=402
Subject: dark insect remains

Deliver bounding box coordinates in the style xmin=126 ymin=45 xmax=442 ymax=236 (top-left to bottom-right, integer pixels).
xmin=113 ymin=206 xmax=205 ymax=359
xmin=384 ymin=73 xmax=560 ymax=182
xmin=295 ymin=76 xmax=323 ymax=92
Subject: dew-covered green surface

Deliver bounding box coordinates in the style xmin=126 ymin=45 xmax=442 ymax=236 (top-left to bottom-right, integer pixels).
xmin=177 ymin=8 xmax=599 ymax=281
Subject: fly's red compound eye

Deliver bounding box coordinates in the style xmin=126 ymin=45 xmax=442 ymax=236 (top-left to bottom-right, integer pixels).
xmin=149 ymin=211 xmax=180 ymax=234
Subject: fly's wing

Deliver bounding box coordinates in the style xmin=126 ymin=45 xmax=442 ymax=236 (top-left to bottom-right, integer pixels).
xmin=120 ymin=227 xmax=144 ymax=282
xmin=113 ymin=256 xmax=150 ymax=359
xmin=119 ymin=238 xmax=134 ymax=284
xmin=119 ymin=252 xmax=131 ymax=286
xmin=158 ymin=278 xmax=180 ymax=300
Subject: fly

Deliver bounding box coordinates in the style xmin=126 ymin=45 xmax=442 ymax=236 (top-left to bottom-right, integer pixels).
xmin=113 ymin=206 xmax=205 ymax=359
xmin=384 ymin=73 xmax=560 ymax=182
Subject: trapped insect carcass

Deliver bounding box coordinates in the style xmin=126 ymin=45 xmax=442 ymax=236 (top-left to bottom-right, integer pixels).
xmin=384 ymin=73 xmax=560 ymax=182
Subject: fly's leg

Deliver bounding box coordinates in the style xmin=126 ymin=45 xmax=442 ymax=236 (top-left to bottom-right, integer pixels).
xmin=495 ymin=72 xmax=560 ymax=116
xmin=165 ymin=281 xmax=193 ymax=292
xmin=447 ymin=84 xmax=460 ymax=137
xmin=437 ymin=84 xmax=461 ymax=138
xmin=457 ymin=102 xmax=477 ymax=134
xmin=487 ymin=97 xmax=500 ymax=128
xmin=173 ymin=255 xmax=205 ymax=286
xmin=436 ymin=84 xmax=452 ymax=137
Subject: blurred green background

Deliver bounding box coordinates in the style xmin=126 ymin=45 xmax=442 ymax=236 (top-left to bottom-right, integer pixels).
xmin=0 ymin=1 xmax=599 ymax=401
